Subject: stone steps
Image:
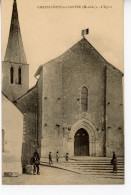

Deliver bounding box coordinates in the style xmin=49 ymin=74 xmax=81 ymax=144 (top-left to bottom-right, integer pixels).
xmin=41 ymin=157 xmax=124 ymax=180
xmin=63 ymin=167 xmax=124 ymax=171
xmin=62 ymin=166 xmax=124 ymax=172
xmin=62 ymin=161 xmax=124 ymax=163
xmin=63 ymin=164 xmax=124 ymax=166
xmin=62 ymin=165 xmax=124 ymax=168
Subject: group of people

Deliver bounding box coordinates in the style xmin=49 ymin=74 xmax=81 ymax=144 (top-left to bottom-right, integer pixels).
xmin=30 ymin=150 xmax=118 ymax=175
xmin=30 ymin=150 xmax=69 ymax=175
xmin=49 ymin=151 xmax=69 ymax=165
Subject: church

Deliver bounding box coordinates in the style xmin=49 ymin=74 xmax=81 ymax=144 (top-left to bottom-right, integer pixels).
xmin=2 ymin=0 xmax=124 ymax=174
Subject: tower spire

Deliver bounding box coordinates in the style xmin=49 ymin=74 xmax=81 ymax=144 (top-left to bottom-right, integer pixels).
xmin=2 ymin=0 xmax=29 ymax=101
xmin=4 ymin=0 xmax=27 ymax=64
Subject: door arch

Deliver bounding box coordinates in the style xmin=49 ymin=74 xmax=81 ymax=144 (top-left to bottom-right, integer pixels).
xmin=68 ymin=119 xmax=97 ymax=157
xmin=74 ymin=128 xmax=89 ymax=156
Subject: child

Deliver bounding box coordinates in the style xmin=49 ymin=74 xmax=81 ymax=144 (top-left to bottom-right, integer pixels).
xmin=56 ymin=151 xmax=59 ymax=162
xmin=49 ymin=152 xmax=53 ymax=165
xmin=65 ymin=153 xmax=69 ymax=161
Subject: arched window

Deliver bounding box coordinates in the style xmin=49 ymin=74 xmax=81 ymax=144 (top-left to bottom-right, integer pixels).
xmin=10 ymin=67 xmax=14 ymax=84
xmin=18 ymin=67 xmax=22 ymax=84
xmin=81 ymin=86 xmax=88 ymax=111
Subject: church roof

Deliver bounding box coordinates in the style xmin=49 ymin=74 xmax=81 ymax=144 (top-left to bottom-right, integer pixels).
xmin=13 ymin=83 xmax=38 ymax=102
xmin=4 ymin=0 xmax=27 ymax=64
xmin=35 ymin=38 xmax=123 ymax=77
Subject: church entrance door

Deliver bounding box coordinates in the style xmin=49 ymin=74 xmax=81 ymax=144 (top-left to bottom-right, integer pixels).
xmin=74 ymin=128 xmax=89 ymax=156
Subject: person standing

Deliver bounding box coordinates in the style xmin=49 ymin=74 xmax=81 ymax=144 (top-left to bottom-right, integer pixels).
xmin=113 ymin=151 xmax=116 ymax=159
xmin=113 ymin=157 xmax=117 ymax=173
xmin=56 ymin=151 xmax=59 ymax=162
xmin=49 ymin=152 xmax=53 ymax=165
xmin=65 ymin=153 xmax=69 ymax=162
xmin=31 ymin=152 xmax=40 ymax=175
xmin=33 ymin=150 xmax=40 ymax=160
xmin=111 ymin=152 xmax=117 ymax=173
xmin=111 ymin=151 xmax=116 ymax=165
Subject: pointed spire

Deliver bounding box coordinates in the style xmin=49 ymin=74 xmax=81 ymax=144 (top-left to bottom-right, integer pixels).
xmin=4 ymin=0 xmax=27 ymax=64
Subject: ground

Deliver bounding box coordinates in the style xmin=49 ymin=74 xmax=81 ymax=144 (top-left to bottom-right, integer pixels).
xmin=2 ymin=165 xmax=124 ymax=185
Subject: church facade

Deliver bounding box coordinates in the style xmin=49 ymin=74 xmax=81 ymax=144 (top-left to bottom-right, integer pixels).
xmin=2 ymin=0 xmax=124 ymax=172
xmin=35 ymin=38 xmax=124 ymax=158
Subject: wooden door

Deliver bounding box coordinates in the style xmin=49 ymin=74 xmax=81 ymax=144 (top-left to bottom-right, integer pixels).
xmin=74 ymin=128 xmax=89 ymax=156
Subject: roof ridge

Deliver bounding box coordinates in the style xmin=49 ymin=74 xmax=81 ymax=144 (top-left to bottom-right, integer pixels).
xmin=35 ymin=38 xmax=123 ymax=76
xmin=13 ymin=82 xmax=38 ymax=102
xmin=83 ymin=38 xmax=124 ymax=75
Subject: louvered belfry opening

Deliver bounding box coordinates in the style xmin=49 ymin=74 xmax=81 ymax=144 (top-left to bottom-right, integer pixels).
xmin=18 ymin=67 xmax=21 ymax=84
xmin=10 ymin=67 xmax=14 ymax=84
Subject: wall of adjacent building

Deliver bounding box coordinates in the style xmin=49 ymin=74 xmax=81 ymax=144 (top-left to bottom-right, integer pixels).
xmin=15 ymin=85 xmax=39 ymax=168
xmin=2 ymin=94 xmax=23 ymax=175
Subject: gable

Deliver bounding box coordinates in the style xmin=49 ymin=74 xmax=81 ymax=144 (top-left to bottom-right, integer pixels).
xmin=35 ymin=38 xmax=123 ymax=77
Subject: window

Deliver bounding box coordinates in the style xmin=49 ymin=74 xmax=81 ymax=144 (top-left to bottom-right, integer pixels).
xmin=18 ymin=67 xmax=21 ymax=84
xmin=2 ymin=129 xmax=5 ymax=152
xmin=10 ymin=67 xmax=14 ymax=84
xmin=81 ymin=86 xmax=88 ymax=111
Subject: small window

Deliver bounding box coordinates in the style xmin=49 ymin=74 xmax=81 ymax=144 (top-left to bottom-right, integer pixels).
xmin=81 ymin=86 xmax=88 ymax=112
xmin=10 ymin=67 xmax=14 ymax=84
xmin=18 ymin=67 xmax=22 ymax=84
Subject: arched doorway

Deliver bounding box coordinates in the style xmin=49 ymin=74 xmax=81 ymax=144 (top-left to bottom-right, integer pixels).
xmin=74 ymin=128 xmax=89 ymax=156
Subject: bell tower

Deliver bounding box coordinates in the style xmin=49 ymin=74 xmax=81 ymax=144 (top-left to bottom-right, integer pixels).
xmin=2 ymin=0 xmax=29 ymax=101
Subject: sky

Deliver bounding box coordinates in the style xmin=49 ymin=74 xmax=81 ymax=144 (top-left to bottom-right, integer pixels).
xmin=2 ymin=0 xmax=124 ymax=88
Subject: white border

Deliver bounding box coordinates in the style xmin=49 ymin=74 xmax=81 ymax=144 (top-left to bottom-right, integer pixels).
xmin=0 ymin=0 xmax=131 ymax=194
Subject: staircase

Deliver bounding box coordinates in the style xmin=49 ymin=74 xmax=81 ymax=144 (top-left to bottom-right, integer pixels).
xmin=41 ymin=156 xmax=124 ymax=180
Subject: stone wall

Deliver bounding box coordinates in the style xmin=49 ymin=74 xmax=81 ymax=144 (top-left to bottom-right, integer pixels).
xmin=106 ymin=66 xmax=124 ymax=157
xmin=40 ymin=62 xmax=63 ymax=157
xmin=61 ymin=41 xmax=106 ymax=157
xmin=15 ymin=85 xmax=39 ymax=168
xmin=39 ymin=39 xmax=108 ymax=157
xmin=37 ymin=72 xmax=43 ymax=157
xmin=37 ymin=38 xmax=124 ymax=158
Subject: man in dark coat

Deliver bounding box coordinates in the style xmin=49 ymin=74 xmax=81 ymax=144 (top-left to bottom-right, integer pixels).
xmin=113 ymin=157 xmax=117 ymax=173
xmin=111 ymin=152 xmax=117 ymax=173
xmin=31 ymin=150 xmax=40 ymax=175
xmin=33 ymin=150 xmax=40 ymax=160
xmin=111 ymin=151 xmax=116 ymax=165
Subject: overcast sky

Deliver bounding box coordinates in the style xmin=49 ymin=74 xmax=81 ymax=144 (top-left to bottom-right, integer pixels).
xmin=2 ymin=0 xmax=124 ymax=87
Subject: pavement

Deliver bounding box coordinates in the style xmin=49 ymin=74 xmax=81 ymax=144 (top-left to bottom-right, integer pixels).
xmin=2 ymin=165 xmax=124 ymax=185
